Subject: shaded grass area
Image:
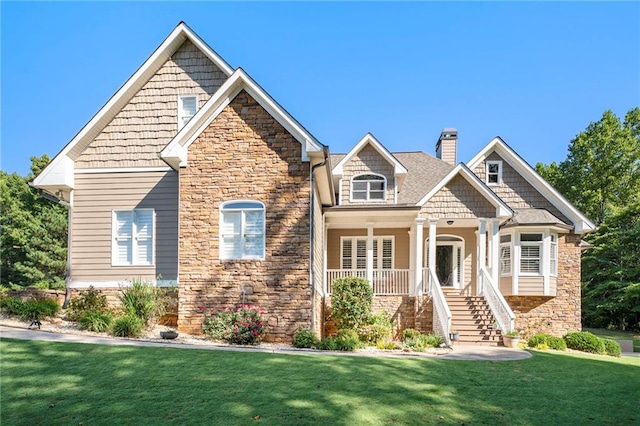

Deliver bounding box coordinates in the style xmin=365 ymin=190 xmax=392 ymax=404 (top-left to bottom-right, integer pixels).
xmin=1 ymin=339 xmax=638 ymax=425
xmin=584 ymin=327 xmax=640 ymax=352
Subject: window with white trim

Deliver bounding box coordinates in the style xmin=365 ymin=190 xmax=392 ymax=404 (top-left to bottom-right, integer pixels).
xmin=520 ymin=233 xmax=542 ymax=274
xmin=341 ymin=237 xmax=394 ymax=269
xmin=112 ymin=209 xmax=154 ymax=266
xmin=178 ymin=95 xmax=197 ymax=130
xmin=351 ymin=174 xmax=386 ymax=201
xmin=220 ymin=201 xmax=265 ymax=260
xmin=486 ymin=161 xmax=502 ymax=185
xmin=550 ymin=234 xmax=558 ymax=276
xmin=500 ymin=234 xmax=512 ymax=276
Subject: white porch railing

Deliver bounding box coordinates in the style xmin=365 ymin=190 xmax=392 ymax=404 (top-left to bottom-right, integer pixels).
xmin=478 ymin=267 xmax=516 ymax=332
xmin=326 ymin=269 xmax=410 ymax=295
xmin=426 ymin=267 xmax=452 ymax=346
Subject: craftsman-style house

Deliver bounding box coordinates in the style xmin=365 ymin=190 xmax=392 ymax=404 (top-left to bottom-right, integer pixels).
xmin=33 ymin=22 xmax=594 ymax=344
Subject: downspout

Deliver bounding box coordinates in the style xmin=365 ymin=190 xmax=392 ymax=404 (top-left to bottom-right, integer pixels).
xmin=309 ymin=147 xmax=329 ymax=335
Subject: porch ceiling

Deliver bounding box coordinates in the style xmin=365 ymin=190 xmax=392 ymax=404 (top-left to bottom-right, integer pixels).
xmin=324 ymin=206 xmax=419 ymax=228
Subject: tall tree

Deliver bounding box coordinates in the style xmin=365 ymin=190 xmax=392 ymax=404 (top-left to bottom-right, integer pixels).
xmin=0 ymin=155 xmax=68 ymax=289
xmin=536 ymin=108 xmax=640 ymax=225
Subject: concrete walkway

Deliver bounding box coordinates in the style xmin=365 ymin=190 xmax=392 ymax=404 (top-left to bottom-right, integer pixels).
xmin=0 ymin=325 xmax=534 ymax=361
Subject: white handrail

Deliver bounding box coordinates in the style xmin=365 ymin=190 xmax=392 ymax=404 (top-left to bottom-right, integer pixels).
xmin=479 ymin=267 xmax=515 ymax=332
xmin=427 ymin=267 xmax=452 ymax=346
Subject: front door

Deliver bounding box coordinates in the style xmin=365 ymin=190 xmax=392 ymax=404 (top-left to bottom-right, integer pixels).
xmin=436 ymin=245 xmax=454 ymax=286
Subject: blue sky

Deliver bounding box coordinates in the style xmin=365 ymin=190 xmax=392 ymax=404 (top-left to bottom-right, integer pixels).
xmin=1 ymin=2 xmax=639 ymax=176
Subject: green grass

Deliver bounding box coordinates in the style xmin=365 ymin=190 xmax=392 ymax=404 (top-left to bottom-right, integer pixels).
xmin=1 ymin=339 xmax=639 ymax=425
xmin=584 ymin=327 xmax=640 ymax=352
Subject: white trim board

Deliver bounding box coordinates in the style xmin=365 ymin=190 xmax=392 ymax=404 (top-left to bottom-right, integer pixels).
xmin=69 ymin=280 xmax=177 ymax=289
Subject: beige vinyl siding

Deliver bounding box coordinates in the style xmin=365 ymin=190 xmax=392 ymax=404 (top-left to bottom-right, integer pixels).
xmin=500 ymin=276 xmax=513 ymax=295
xmin=326 ymin=228 xmax=409 ymax=269
xmin=421 ymin=175 xmax=496 ymax=218
xmin=72 ymin=171 xmax=178 ymax=282
xmin=75 ymin=40 xmax=227 ymax=168
xmin=517 ymin=276 xmax=545 ymax=295
xmin=341 ymin=144 xmax=396 ymax=205
xmin=473 ymin=152 xmax=570 ymax=223
xmin=312 ymin=185 xmax=324 ymax=294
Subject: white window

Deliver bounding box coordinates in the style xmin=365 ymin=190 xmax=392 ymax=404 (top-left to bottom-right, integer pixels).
xmin=520 ymin=233 xmax=543 ymax=274
xmin=351 ymin=174 xmax=386 ymax=201
xmin=220 ymin=201 xmax=265 ymax=260
xmin=500 ymin=234 xmax=512 ymax=276
xmin=112 ymin=209 xmax=154 ymax=266
xmin=486 ymin=161 xmax=502 ymax=185
xmin=178 ymin=95 xmax=197 ymax=130
xmin=550 ymin=234 xmax=558 ymax=276
xmin=341 ymin=237 xmax=394 ymax=269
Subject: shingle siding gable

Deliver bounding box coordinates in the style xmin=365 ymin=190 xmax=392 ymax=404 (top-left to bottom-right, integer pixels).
xmin=341 ymin=144 xmax=395 ymax=204
xmin=421 ymin=174 xmax=496 ymax=218
xmin=75 ymin=40 xmax=227 ymax=168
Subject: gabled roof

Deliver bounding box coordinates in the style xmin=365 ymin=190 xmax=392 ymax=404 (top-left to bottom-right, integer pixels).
xmin=33 ymin=22 xmax=233 ymax=192
xmin=502 ymin=208 xmax=573 ymax=230
xmin=332 ymin=134 xmax=408 ymax=186
xmin=416 ymin=163 xmax=513 ymax=218
xmin=160 ymin=68 xmax=325 ymax=168
xmin=467 ymin=137 xmax=596 ymax=234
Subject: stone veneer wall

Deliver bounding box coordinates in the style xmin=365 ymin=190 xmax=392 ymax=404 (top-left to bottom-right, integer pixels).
xmin=178 ymin=90 xmax=312 ymax=342
xmin=505 ymin=233 xmax=582 ymax=338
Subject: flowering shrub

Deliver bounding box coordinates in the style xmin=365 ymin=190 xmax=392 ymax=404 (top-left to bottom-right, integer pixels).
xmin=202 ymin=304 xmax=265 ymax=345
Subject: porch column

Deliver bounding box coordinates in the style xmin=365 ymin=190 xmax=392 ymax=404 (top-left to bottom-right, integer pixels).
xmin=428 ymin=218 xmax=438 ymax=276
xmin=409 ymin=227 xmax=416 ymax=296
xmin=366 ymin=223 xmax=374 ymax=284
xmin=414 ymin=219 xmax=425 ymax=296
xmin=489 ymin=219 xmax=500 ymax=285
xmin=477 ymin=219 xmax=487 ymax=295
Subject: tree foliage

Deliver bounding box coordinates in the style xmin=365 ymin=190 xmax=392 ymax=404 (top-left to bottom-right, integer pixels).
xmin=536 ymin=107 xmax=640 ymax=331
xmin=0 ymin=155 xmax=67 ymax=289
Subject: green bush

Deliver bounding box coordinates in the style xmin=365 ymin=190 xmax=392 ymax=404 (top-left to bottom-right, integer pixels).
xmin=119 ymin=280 xmax=168 ymax=325
xmin=292 ymin=328 xmax=318 ymax=348
xmin=527 ymin=333 xmax=567 ymax=350
xmin=77 ymin=310 xmax=113 ymax=333
xmin=202 ymin=305 xmax=265 ymax=345
xmin=316 ymin=337 xmax=338 ymax=351
xmin=359 ymin=323 xmax=392 ymax=345
xmin=564 ymin=332 xmax=605 ymax=354
xmin=401 ymin=328 xmax=422 ymax=341
xmin=404 ymin=332 xmax=444 ymax=352
xmin=19 ymin=298 xmax=60 ymax=320
xmin=602 ymin=339 xmax=622 ymax=357
xmin=376 ymin=340 xmax=401 ymax=350
xmin=331 ymin=277 xmax=373 ymax=330
xmin=111 ymin=315 xmax=144 ymax=338
xmin=334 ymin=328 xmax=361 ymax=351
xmin=0 ymin=296 xmax=24 ymax=316
xmin=67 ymin=286 xmax=109 ymax=321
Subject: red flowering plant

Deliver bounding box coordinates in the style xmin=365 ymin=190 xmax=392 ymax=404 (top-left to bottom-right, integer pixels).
xmin=202 ymin=304 xmax=265 ymax=345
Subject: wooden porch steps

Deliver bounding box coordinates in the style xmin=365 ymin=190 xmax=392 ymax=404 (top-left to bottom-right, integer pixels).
xmin=444 ymin=295 xmax=502 ymax=346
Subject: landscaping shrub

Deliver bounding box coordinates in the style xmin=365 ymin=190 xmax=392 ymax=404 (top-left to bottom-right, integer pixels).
xmin=602 ymin=339 xmax=622 ymax=357
xmin=111 ymin=315 xmax=144 ymax=338
xmin=359 ymin=324 xmax=392 ymax=345
xmin=0 ymin=296 xmax=24 ymax=316
xmin=19 ymin=298 xmax=60 ymax=320
xmin=401 ymin=328 xmax=422 ymax=341
xmin=67 ymin=286 xmax=109 ymax=321
xmin=404 ymin=332 xmax=444 ymax=352
xmin=292 ymin=328 xmax=318 ymax=348
xmin=564 ymin=331 xmax=605 ymax=354
xmin=77 ymin=310 xmax=113 ymax=333
xmin=527 ymin=333 xmax=567 ymax=351
xmin=331 ymin=277 xmax=373 ymax=330
xmin=335 ymin=328 xmax=361 ymax=351
xmin=202 ymin=305 xmax=265 ymax=345
xmin=119 ymin=279 xmax=168 ymax=325
xmin=316 ymin=337 xmax=338 ymax=351
xmin=376 ymin=340 xmax=401 ymax=350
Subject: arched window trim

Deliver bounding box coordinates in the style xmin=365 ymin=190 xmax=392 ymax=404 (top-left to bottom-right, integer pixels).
xmin=350 ymin=173 xmax=387 ymax=202
xmin=219 ymin=200 xmax=265 ymax=260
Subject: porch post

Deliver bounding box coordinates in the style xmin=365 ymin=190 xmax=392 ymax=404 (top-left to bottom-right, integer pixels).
xmin=490 ymin=219 xmax=500 ymax=285
xmin=428 ymin=218 xmax=438 ymax=272
xmin=409 ymin=227 xmax=415 ymax=296
xmin=414 ymin=219 xmax=425 ymax=296
xmin=366 ymin=223 xmax=374 ymax=284
xmin=477 ymin=218 xmax=487 ymax=295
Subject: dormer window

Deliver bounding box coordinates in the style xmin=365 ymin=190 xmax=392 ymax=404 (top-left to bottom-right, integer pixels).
xmin=178 ymin=95 xmax=197 ymax=130
xmin=486 ymin=161 xmax=502 ymax=185
xmin=351 ymin=174 xmax=386 ymax=201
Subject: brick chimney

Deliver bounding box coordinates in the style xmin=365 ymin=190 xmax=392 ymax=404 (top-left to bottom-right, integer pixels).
xmin=435 ymin=128 xmax=458 ymax=165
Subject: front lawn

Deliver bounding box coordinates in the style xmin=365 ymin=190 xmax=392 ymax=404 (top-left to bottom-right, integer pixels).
xmin=584 ymin=327 xmax=640 ymax=352
xmin=1 ymin=339 xmax=638 ymax=425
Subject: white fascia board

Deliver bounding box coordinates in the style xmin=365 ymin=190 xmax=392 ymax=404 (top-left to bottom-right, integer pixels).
xmin=177 ymin=22 xmax=233 ymax=76
xmin=161 ymin=68 xmax=324 ymax=166
xmin=415 ymin=164 xmax=513 ymax=218
xmin=32 ymin=156 xmax=74 ymax=189
xmin=467 ymin=137 xmax=595 ymax=234
xmin=333 ymin=133 xmax=408 ymax=176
